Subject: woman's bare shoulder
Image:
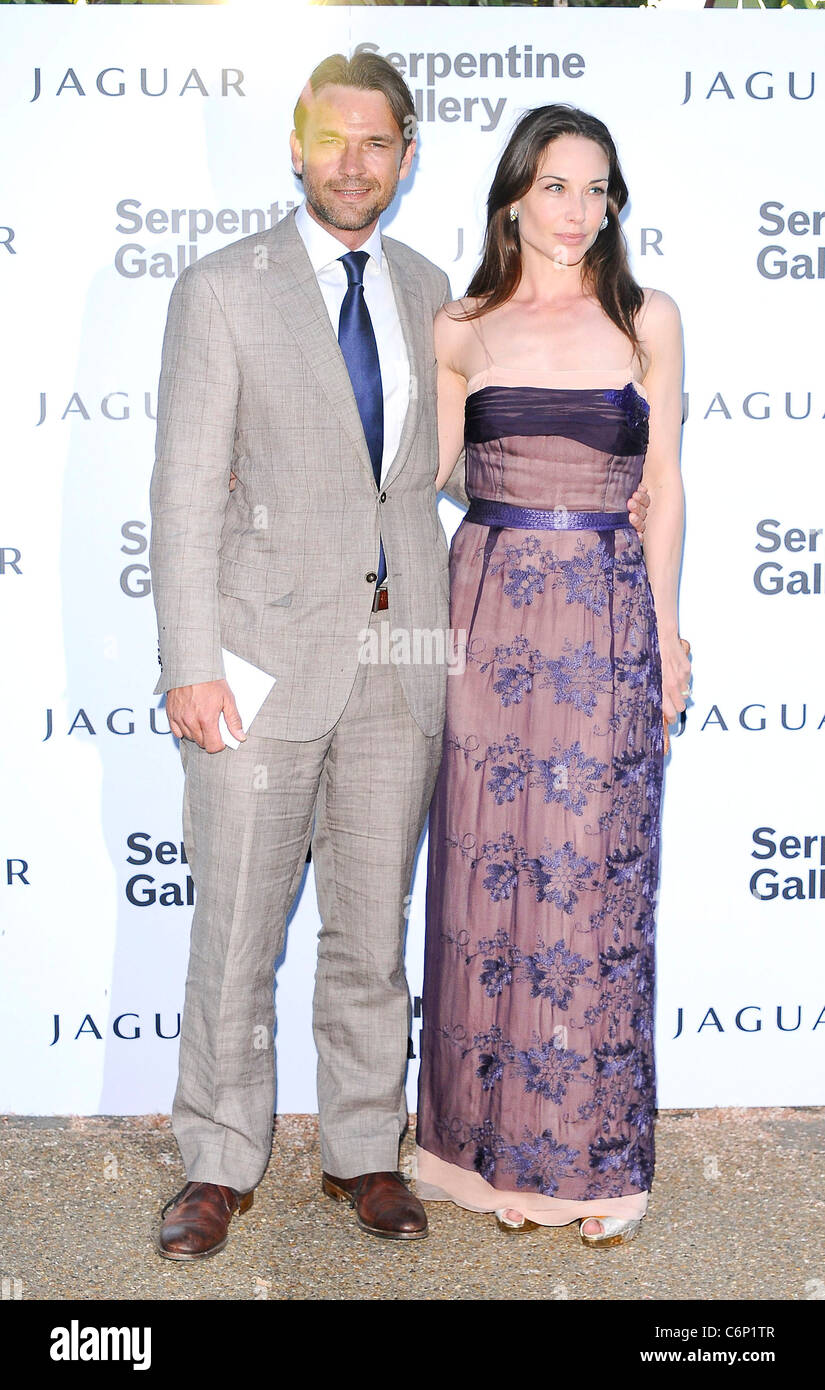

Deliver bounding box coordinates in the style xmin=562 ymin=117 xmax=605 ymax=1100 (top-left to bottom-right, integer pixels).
xmin=434 ymin=297 xmax=486 ymax=371
xmin=637 ymin=286 xmax=682 ymax=332
xmin=436 ymin=294 xmax=487 ymax=326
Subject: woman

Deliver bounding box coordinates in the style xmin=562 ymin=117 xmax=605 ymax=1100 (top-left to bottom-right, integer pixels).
xmin=416 ymin=105 xmax=691 ymax=1246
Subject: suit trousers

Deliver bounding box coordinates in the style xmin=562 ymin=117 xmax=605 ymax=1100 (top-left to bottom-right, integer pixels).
xmin=171 ymin=607 xmax=443 ymax=1192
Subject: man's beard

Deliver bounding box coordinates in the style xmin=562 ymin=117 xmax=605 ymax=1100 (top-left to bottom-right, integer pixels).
xmin=302 ymin=169 xmax=397 ymax=232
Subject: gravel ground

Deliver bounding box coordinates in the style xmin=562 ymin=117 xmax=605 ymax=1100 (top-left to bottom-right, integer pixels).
xmin=1 ymin=1109 xmax=823 ymax=1302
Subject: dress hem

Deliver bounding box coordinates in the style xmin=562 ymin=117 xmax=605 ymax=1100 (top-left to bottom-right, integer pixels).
xmin=415 ymin=1145 xmax=649 ymax=1228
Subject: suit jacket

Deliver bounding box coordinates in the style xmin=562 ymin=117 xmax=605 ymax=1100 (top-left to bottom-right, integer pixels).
xmin=149 ymin=208 xmax=463 ymax=742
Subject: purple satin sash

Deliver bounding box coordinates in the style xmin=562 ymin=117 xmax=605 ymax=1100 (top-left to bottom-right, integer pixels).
xmin=466 ymin=498 xmax=632 ymax=531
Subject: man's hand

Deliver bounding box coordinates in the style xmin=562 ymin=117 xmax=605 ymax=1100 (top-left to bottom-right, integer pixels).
xmin=166 ymin=678 xmax=245 ymax=752
xmin=627 ymin=482 xmax=650 ymax=537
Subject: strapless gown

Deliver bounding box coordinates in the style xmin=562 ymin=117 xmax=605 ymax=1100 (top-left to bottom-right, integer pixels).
xmin=416 ymin=367 xmax=664 ymax=1226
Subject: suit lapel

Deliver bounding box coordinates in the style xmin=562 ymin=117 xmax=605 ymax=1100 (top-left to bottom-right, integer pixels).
xmin=257 ymin=213 xmax=376 ymax=484
xmin=257 ymin=213 xmax=432 ymax=492
xmin=382 ymin=239 xmax=429 ymax=489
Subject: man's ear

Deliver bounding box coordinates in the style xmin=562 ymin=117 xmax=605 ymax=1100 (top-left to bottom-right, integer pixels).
xmin=398 ymin=137 xmax=417 ymax=184
xmin=289 ymin=128 xmax=303 ymax=177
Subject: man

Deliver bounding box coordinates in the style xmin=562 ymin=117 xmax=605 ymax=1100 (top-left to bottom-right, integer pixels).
xmin=150 ymin=51 xmax=648 ymax=1259
xmin=150 ymin=52 xmax=456 ymax=1256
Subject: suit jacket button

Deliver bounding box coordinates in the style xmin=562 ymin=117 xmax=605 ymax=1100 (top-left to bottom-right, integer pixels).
xmin=379 ymin=492 xmax=387 ymax=503
xmin=365 ymin=571 xmax=378 ymax=583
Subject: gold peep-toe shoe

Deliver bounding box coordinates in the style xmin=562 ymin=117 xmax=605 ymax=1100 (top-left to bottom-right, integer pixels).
xmin=494 ymin=1207 xmax=540 ymax=1234
xmin=578 ymin=1215 xmax=641 ymax=1248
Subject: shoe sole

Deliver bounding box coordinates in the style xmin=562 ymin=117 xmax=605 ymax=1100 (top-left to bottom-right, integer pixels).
xmin=322 ymin=1175 xmax=428 ymax=1241
xmin=154 ymin=1233 xmax=229 ymax=1262
xmin=154 ymin=1190 xmax=254 ymax=1261
xmin=579 ymin=1233 xmax=636 ymax=1249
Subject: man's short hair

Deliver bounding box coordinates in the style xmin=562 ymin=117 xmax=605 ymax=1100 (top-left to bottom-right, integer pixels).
xmin=293 ymin=52 xmax=417 ymax=153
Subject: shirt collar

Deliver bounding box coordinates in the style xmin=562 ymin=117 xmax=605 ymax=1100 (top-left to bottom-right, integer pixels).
xmin=295 ymin=200 xmax=383 ymax=276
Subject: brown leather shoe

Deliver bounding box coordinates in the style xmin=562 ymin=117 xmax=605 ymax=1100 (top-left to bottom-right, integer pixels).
xmin=322 ymin=1170 xmax=428 ymax=1240
xmin=155 ymin=1181 xmax=254 ymax=1261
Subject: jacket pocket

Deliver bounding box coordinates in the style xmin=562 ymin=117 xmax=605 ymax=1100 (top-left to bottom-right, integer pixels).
xmin=217 ymin=558 xmax=295 ymax=606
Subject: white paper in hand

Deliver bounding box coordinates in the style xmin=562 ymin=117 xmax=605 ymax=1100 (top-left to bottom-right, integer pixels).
xmin=218 ymin=648 xmax=276 ymax=749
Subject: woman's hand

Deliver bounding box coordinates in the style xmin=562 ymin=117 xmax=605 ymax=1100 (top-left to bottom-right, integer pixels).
xmin=627 ymin=482 xmax=650 ymax=537
xmin=661 ymin=635 xmax=692 ymax=753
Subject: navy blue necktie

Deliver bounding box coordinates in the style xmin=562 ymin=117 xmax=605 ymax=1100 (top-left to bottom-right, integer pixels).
xmin=338 ymin=250 xmax=386 ymax=587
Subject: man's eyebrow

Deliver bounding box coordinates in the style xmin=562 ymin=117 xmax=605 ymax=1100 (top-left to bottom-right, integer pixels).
xmin=314 ymin=127 xmax=394 ymax=141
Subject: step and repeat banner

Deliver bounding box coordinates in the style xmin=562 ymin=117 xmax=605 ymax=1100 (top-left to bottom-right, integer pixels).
xmin=0 ymin=7 xmax=822 ymax=1115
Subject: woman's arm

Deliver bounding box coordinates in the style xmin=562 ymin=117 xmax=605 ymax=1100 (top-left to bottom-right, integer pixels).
xmin=638 ymin=289 xmax=692 ymax=730
xmin=434 ymin=305 xmax=470 ymax=494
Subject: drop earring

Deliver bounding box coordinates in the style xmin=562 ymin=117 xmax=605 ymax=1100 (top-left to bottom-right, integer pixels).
xmin=600 ymin=215 xmax=608 ymax=230
xmin=509 ymin=206 xmax=519 ymax=222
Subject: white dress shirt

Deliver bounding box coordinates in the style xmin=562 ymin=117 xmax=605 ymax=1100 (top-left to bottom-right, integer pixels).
xmin=294 ymin=200 xmax=410 ymax=485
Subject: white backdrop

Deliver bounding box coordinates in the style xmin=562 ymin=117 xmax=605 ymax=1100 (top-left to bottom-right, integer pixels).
xmin=1 ymin=6 xmax=823 ymax=1115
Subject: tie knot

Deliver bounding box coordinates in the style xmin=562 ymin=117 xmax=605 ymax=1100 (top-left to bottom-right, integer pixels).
xmin=340 ymin=249 xmax=369 ymax=288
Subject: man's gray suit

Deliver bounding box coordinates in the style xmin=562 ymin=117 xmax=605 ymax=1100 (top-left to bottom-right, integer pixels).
xmin=149 ymin=210 xmax=464 ymax=1190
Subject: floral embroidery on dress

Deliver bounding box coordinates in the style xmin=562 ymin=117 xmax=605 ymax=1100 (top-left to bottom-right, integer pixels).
xmin=500 ymin=1130 xmax=585 ymax=1195
xmin=485 ymin=536 xmax=613 ymax=615
xmin=441 ymin=925 xmax=598 ymax=1010
xmin=446 ymin=732 xmax=609 ymax=816
xmin=454 ymin=1026 xmax=588 ymax=1106
xmin=474 ymin=634 xmax=543 ymax=707
xmin=588 ymin=1133 xmax=653 ymax=1192
xmin=541 ymin=639 xmax=614 ymax=716
xmin=525 ymin=843 xmax=601 ymax=913
xmin=531 ymin=741 xmax=608 ymax=813
xmin=472 ymin=834 xmax=600 ymax=913
xmin=516 ymin=1040 xmax=588 ymax=1103
xmin=552 ymin=543 xmax=612 ymax=614
xmin=502 ymin=564 xmax=547 ymax=609
xmin=603 ymin=381 xmax=650 ymax=440
xmin=520 ymin=936 xmax=594 ymax=1005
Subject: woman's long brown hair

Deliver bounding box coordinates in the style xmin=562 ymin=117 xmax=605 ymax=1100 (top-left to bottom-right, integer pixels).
xmin=464 ymin=104 xmax=644 ymax=354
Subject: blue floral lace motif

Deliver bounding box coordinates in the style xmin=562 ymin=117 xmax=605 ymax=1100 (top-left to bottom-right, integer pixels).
xmin=603 ymin=381 xmax=650 ymax=439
